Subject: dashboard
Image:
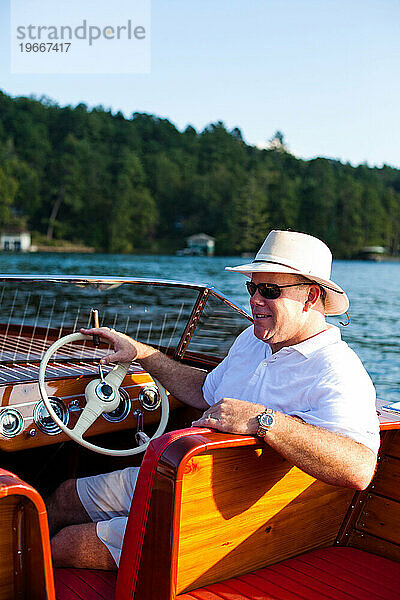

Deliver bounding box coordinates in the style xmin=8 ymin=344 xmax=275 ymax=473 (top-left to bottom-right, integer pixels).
xmin=0 ymin=359 xmax=181 ymax=452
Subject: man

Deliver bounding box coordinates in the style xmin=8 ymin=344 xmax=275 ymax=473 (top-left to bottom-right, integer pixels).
xmin=47 ymin=230 xmax=380 ymax=571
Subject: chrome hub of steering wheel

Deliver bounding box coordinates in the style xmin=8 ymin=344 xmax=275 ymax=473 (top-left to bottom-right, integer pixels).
xmin=95 ymin=382 xmax=115 ymax=402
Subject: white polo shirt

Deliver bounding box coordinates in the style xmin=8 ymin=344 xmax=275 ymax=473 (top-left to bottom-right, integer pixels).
xmin=203 ymin=325 xmax=380 ymax=454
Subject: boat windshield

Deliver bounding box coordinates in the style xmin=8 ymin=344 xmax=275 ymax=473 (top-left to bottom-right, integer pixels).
xmin=0 ymin=277 xmax=251 ymax=366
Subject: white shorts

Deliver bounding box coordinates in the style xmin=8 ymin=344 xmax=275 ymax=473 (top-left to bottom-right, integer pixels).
xmin=76 ymin=467 xmax=140 ymax=566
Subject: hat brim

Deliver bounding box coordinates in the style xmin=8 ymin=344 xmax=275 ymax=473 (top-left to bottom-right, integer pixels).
xmin=225 ymin=262 xmax=349 ymax=316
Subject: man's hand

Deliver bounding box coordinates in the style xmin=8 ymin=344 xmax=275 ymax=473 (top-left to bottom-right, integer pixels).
xmin=80 ymin=327 xmax=208 ymax=410
xmin=80 ymin=327 xmax=155 ymax=365
xmin=192 ymin=398 xmax=265 ymax=435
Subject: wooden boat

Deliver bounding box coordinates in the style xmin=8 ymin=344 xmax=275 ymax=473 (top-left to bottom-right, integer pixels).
xmin=0 ymin=275 xmax=399 ymax=600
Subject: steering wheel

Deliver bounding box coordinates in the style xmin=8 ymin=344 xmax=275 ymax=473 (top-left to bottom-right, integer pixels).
xmin=38 ymin=332 xmax=169 ymax=456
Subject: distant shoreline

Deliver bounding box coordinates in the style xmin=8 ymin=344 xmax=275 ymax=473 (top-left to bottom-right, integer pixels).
xmin=2 ymin=247 xmax=399 ymax=261
xmin=33 ymin=245 xmax=96 ymax=253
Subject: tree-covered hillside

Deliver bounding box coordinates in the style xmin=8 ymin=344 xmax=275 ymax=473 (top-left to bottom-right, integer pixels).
xmin=0 ymin=90 xmax=399 ymax=256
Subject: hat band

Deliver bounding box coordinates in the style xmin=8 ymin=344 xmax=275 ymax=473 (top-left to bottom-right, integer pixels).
xmin=252 ymin=259 xmax=301 ymax=271
xmin=252 ymin=260 xmax=344 ymax=294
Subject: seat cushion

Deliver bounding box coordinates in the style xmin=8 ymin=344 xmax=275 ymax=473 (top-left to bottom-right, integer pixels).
xmin=177 ymin=547 xmax=400 ymax=600
xmin=55 ymin=568 xmax=117 ymax=600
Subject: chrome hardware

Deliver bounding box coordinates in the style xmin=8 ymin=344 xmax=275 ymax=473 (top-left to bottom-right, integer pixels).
xmin=28 ymin=428 xmax=37 ymax=437
xmin=95 ymin=382 xmax=115 ymax=402
xmin=138 ymin=385 xmax=161 ymax=411
xmin=135 ymin=409 xmax=144 ymax=432
xmin=102 ymin=389 xmax=131 ymax=423
xmin=34 ymin=397 xmax=69 ymax=435
xmin=0 ymin=409 xmax=24 ymax=438
xmin=96 ymin=360 xmax=115 ymax=400
xmin=136 ymin=431 xmax=150 ymax=446
xmin=134 ymin=409 xmax=150 ymax=446
xmin=69 ymin=400 xmax=82 ymax=412
xmin=98 ymin=360 xmax=106 ymax=383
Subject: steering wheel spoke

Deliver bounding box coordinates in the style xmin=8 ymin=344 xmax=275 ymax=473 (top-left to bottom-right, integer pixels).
xmin=104 ymin=362 xmax=131 ymax=388
xmin=72 ymin=399 xmax=103 ymax=439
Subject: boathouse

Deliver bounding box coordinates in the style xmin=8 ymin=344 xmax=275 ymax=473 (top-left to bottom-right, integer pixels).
xmin=186 ymin=233 xmax=215 ymax=256
xmin=0 ymin=230 xmax=32 ymax=252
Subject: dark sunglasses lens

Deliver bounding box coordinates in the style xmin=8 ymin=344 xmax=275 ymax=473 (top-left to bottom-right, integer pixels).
xmin=246 ymin=282 xmax=257 ymax=296
xmin=259 ymin=284 xmax=280 ymax=299
xmin=246 ymin=282 xmax=281 ymax=299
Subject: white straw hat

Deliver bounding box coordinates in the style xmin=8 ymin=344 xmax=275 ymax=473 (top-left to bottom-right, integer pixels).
xmin=226 ymin=230 xmax=349 ymax=316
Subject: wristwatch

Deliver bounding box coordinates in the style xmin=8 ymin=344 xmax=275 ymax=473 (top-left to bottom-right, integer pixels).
xmin=256 ymin=408 xmax=275 ymax=438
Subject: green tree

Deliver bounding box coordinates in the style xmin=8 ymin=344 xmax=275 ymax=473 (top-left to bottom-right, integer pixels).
xmin=228 ymin=175 xmax=269 ymax=254
xmin=335 ymin=175 xmax=364 ymax=257
xmin=108 ymin=151 xmax=158 ymax=253
xmin=0 ymin=166 xmax=18 ymax=227
xmin=299 ymin=159 xmax=337 ymax=247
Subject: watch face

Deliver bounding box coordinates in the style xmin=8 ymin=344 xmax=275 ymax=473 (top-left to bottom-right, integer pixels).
xmin=259 ymin=413 xmax=274 ymax=428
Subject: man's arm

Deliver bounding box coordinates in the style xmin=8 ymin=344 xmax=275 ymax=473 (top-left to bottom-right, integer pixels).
xmin=193 ymin=397 xmax=377 ymax=490
xmin=81 ymin=327 xmax=208 ymax=410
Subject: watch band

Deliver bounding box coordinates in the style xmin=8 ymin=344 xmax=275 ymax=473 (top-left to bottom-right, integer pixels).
xmin=256 ymin=407 xmax=275 ymax=438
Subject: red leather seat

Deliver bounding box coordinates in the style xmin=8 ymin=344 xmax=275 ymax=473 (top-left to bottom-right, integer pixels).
xmin=177 ymin=547 xmax=400 ymax=600
xmin=55 ymin=546 xmax=400 ymax=600
xmin=55 ymin=569 xmax=116 ymax=600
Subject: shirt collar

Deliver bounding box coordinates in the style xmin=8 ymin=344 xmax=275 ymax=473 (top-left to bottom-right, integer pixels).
xmin=288 ymin=325 xmax=341 ymax=358
xmin=257 ymin=325 xmax=342 ymax=359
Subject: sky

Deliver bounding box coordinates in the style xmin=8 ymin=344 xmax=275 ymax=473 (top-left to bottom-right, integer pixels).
xmin=0 ymin=0 xmax=399 ymax=169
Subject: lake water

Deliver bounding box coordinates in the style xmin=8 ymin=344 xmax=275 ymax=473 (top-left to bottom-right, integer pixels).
xmin=0 ymin=253 xmax=399 ymax=403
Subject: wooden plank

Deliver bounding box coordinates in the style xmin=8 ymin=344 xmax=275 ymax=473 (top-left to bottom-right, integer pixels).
xmin=357 ymin=494 xmax=400 ymax=545
xmin=25 ymin=500 xmax=47 ymax=600
xmin=0 ymin=495 xmax=50 ymax=600
xmin=175 ymin=445 xmax=353 ymax=594
xmin=373 ymin=456 xmax=400 ymax=501
xmin=386 ymin=429 xmax=400 ymax=459
xmin=336 ymin=439 xmax=400 ymax=546
xmin=0 ymin=497 xmax=17 ymax=600
xmin=0 ymin=472 xmax=55 ymax=600
xmin=134 ymin=471 xmax=176 ymax=600
xmin=349 ymin=530 xmax=400 ymax=563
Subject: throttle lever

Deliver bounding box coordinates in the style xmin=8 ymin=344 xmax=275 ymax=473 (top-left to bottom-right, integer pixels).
xmin=134 ymin=409 xmax=150 ymax=446
xmin=135 ymin=431 xmax=151 ymax=446
xmin=98 ymin=360 xmax=106 ymax=383
xmin=90 ymin=309 xmax=100 ymax=346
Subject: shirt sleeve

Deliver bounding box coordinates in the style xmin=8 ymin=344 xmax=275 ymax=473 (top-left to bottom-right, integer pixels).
xmin=291 ymin=359 xmax=380 ymax=454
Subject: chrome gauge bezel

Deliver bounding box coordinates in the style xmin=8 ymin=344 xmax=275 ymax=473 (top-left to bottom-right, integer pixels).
xmin=102 ymin=388 xmax=131 ymax=423
xmin=34 ymin=397 xmax=69 ymax=435
xmin=0 ymin=408 xmax=24 ymax=438
xmin=138 ymin=385 xmax=161 ymax=412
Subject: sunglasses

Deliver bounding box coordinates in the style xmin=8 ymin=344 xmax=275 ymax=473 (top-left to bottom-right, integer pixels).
xmin=246 ymin=281 xmax=312 ymax=299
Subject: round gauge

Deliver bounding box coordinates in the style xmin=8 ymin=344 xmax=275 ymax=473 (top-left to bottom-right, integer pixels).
xmin=138 ymin=386 xmax=161 ymax=411
xmin=103 ymin=388 xmax=131 ymax=423
xmin=34 ymin=397 xmax=69 ymax=435
xmin=0 ymin=408 xmax=24 ymax=438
